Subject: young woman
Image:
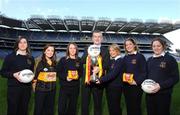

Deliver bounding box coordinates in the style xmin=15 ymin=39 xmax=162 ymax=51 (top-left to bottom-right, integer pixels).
xmin=0 ymin=36 xmax=35 ymax=115
xmin=146 ymin=38 xmax=179 ymax=115
xmin=33 ymin=44 xmax=57 ymax=115
xmin=96 ymin=44 xmax=124 ymax=115
xmin=123 ymin=38 xmax=147 ymax=115
xmin=57 ymin=42 xmax=83 ymax=115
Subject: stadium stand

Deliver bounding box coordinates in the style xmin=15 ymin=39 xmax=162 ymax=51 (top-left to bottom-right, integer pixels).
xmin=0 ymin=15 xmax=180 ymax=59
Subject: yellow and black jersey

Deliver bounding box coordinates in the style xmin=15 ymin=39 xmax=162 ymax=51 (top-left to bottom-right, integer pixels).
xmin=35 ymin=60 xmax=56 ymax=91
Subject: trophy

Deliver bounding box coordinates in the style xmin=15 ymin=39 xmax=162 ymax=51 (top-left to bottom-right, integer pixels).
xmin=88 ymin=45 xmax=100 ymax=82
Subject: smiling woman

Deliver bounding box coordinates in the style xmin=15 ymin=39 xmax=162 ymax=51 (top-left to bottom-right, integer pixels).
xmin=146 ymin=38 xmax=179 ymax=115
xmin=0 ymin=36 xmax=35 ymax=115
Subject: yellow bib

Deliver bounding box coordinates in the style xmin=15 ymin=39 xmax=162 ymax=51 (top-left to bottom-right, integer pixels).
xmin=123 ymin=73 xmax=134 ymax=84
xmin=38 ymin=72 xmax=56 ymax=82
xmin=67 ymin=70 xmax=79 ymax=80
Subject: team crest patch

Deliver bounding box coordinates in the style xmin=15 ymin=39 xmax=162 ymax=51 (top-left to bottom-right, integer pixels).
xmin=131 ymin=59 xmax=137 ymax=64
xmin=160 ymin=61 xmax=166 ymax=68
xmin=76 ymin=62 xmax=80 ymax=68
xmin=27 ymin=59 xmax=32 ymax=65
xmin=111 ymin=63 xmax=114 ymax=69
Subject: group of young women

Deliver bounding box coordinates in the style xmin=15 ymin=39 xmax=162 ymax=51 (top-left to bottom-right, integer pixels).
xmin=0 ymin=31 xmax=179 ymax=115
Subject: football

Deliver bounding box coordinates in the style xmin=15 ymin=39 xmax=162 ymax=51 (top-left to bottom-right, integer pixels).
xmin=141 ymin=79 xmax=156 ymax=94
xmin=19 ymin=69 xmax=34 ymax=83
xmin=88 ymin=45 xmax=100 ymax=57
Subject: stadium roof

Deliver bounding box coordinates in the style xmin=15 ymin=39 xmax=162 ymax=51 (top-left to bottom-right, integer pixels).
xmin=0 ymin=15 xmax=180 ymax=34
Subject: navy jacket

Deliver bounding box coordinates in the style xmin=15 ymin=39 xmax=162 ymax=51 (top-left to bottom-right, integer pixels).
xmin=100 ymin=57 xmax=124 ymax=88
xmin=0 ymin=51 xmax=35 ymax=86
xmin=57 ymin=57 xmax=83 ymax=87
xmin=147 ymin=53 xmax=179 ymax=93
xmin=123 ymin=52 xmax=147 ymax=85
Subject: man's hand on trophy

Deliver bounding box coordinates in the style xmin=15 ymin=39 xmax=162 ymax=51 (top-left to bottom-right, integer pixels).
xmin=92 ymin=66 xmax=99 ymax=74
xmin=95 ymin=78 xmax=101 ymax=84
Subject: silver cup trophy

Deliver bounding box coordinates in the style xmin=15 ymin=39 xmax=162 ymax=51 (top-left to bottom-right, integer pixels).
xmin=88 ymin=45 xmax=100 ymax=82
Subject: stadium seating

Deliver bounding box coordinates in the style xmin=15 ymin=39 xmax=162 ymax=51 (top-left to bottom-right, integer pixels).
xmin=0 ymin=27 xmax=172 ymax=58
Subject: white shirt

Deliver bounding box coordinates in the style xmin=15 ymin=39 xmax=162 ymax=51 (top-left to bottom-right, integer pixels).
xmin=114 ymin=55 xmax=121 ymax=60
xmin=128 ymin=51 xmax=137 ymax=55
xmin=16 ymin=50 xmax=27 ymax=56
xmin=93 ymin=44 xmax=101 ymax=48
xmin=153 ymin=52 xmax=165 ymax=58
